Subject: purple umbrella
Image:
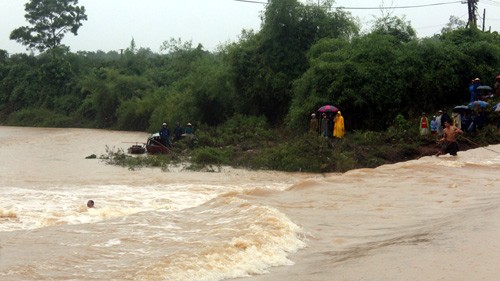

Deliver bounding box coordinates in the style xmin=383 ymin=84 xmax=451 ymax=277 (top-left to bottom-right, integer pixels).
xmin=318 ymin=105 xmax=339 ymax=113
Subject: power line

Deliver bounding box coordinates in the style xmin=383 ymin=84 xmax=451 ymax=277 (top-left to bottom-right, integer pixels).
xmin=233 ymin=0 xmax=463 ymax=9
xmin=335 ymin=1 xmax=463 ymax=10
xmin=482 ymin=0 xmax=500 ymax=7
xmin=233 ymin=0 xmax=266 ymax=4
xmin=416 ymin=13 xmax=468 ymax=30
xmin=234 ymin=0 xmax=498 ymax=31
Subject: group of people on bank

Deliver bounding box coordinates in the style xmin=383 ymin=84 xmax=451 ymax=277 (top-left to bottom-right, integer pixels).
xmin=470 ymin=76 xmax=500 ymax=102
xmin=419 ymin=109 xmax=465 ymax=156
xmin=159 ymin=122 xmax=194 ymax=147
xmin=418 ymin=75 xmax=500 ymax=157
xmin=309 ymin=111 xmax=345 ymax=139
xmin=419 ymin=80 xmax=499 ymax=156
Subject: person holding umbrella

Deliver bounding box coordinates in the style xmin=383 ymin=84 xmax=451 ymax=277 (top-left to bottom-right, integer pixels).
xmin=317 ymin=105 xmax=339 ymax=138
xmin=452 ymin=111 xmax=462 ymax=130
xmin=320 ymin=113 xmax=329 ymax=138
xmin=327 ymin=114 xmax=334 ymax=139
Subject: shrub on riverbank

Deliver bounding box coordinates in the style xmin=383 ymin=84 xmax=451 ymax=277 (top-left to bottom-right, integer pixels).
xmin=101 ymin=115 xmax=500 ymax=173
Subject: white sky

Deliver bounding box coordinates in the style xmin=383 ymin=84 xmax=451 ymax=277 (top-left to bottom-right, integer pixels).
xmin=1 ymin=0 xmax=500 ymax=54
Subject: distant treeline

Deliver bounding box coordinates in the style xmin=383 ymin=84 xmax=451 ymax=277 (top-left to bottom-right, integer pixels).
xmin=1 ymin=0 xmax=499 ymax=132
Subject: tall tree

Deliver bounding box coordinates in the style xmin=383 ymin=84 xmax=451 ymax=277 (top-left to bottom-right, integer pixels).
xmin=10 ymin=0 xmax=87 ymax=52
xmin=372 ymin=15 xmax=416 ymax=43
xmin=229 ymin=0 xmax=358 ymax=125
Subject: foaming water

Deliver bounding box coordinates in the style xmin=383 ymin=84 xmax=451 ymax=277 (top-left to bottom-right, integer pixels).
xmin=1 ymin=193 xmax=305 ymax=281
xmin=1 ymin=126 xmax=500 ymax=281
xmin=0 ymin=183 xmax=266 ymax=231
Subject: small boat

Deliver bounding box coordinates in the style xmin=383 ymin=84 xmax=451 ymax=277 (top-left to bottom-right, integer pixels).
xmin=127 ymin=143 xmax=146 ymax=154
xmin=145 ymin=133 xmax=171 ymax=154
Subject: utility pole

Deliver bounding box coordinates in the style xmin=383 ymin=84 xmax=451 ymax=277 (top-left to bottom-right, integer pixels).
xmin=482 ymin=8 xmax=486 ymax=32
xmin=466 ymin=0 xmax=478 ymax=29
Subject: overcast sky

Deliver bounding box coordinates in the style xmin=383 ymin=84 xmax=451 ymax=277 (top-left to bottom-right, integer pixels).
xmin=1 ymin=0 xmax=500 ymax=54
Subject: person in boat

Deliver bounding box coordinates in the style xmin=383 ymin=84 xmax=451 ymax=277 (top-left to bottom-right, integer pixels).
xmin=159 ymin=123 xmax=171 ymax=147
xmin=180 ymin=123 xmax=196 ymax=148
xmin=87 ymin=200 xmax=95 ymax=208
xmin=173 ymin=122 xmax=183 ymax=141
xmin=436 ymin=120 xmax=463 ymax=156
xmin=184 ymin=123 xmax=194 ymax=137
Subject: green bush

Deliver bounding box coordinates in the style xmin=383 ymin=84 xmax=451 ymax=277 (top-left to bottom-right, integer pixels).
xmin=331 ymin=150 xmax=358 ymax=172
xmin=6 ymin=108 xmax=74 ymax=127
xmin=190 ymin=146 xmax=233 ymax=166
xmin=100 ymin=146 xmax=180 ymax=171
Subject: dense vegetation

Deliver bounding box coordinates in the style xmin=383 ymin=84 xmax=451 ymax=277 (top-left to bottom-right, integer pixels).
xmin=2 ymin=0 xmax=500 ymax=172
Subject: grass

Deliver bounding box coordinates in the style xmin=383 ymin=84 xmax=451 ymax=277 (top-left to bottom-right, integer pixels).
xmin=100 ymin=115 xmax=500 ymax=173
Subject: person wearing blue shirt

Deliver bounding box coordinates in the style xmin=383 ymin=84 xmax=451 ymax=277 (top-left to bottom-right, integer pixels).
xmin=469 ymin=78 xmax=480 ymax=102
xmin=173 ymin=122 xmax=183 ymax=141
xmin=159 ymin=123 xmax=171 ymax=147
xmin=430 ymin=115 xmax=438 ymax=136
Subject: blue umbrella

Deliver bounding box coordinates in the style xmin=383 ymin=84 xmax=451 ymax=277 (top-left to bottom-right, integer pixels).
xmin=493 ymin=103 xmax=500 ymax=112
xmin=468 ymin=101 xmax=489 ymax=108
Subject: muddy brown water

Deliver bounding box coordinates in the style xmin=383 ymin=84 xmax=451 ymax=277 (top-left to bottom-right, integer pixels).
xmin=1 ymin=126 xmax=500 ymax=281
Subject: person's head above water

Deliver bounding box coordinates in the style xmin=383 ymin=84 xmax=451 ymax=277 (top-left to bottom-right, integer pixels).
xmin=87 ymin=200 xmax=94 ymax=208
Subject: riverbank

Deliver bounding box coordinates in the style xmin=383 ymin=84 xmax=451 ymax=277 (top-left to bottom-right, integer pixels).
xmin=106 ymin=123 xmax=500 ymax=174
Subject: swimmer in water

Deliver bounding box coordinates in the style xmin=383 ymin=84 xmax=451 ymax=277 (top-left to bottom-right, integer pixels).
xmin=87 ymin=200 xmax=95 ymax=208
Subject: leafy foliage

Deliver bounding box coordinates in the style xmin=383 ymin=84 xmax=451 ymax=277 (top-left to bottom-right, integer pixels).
xmin=10 ymin=0 xmax=87 ymax=52
xmin=288 ymin=27 xmax=500 ymax=131
xmin=1 ymin=0 xmax=500 ymax=173
xmin=372 ymin=15 xmax=416 ymax=43
xmin=227 ymin=0 xmax=359 ymax=124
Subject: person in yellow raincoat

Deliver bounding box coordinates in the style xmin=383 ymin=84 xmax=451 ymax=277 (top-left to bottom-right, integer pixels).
xmin=333 ymin=111 xmax=345 ymax=138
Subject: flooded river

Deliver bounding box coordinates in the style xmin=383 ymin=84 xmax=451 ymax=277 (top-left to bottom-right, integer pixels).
xmin=1 ymin=126 xmax=499 ymax=281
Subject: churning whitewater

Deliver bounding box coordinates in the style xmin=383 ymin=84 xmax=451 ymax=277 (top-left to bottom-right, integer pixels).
xmin=1 ymin=126 xmax=499 ymax=281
